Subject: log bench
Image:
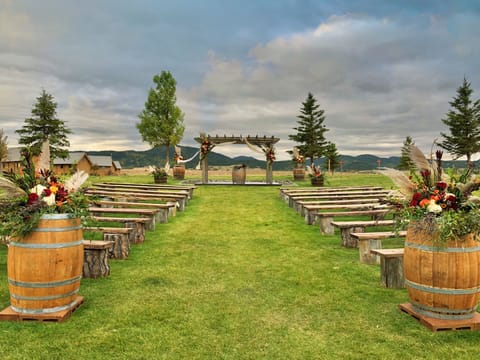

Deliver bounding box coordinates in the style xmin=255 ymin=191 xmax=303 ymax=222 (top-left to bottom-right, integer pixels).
xmin=83 ymin=226 xmax=133 ymax=259
xmin=314 ymin=209 xmax=391 ymax=235
xmin=85 ymin=189 xmax=187 ymax=211
xmin=98 ymin=182 xmax=197 ymax=199
xmin=289 ymin=193 xmax=389 ymax=209
xmin=280 ymin=186 xmax=385 ymax=201
xmin=350 ymin=231 xmax=407 ymax=264
xmin=90 ymin=216 xmax=150 ymax=244
xmin=92 ymin=200 xmax=177 ymax=223
xmin=331 ymin=220 xmax=396 ymax=248
xmin=303 ymin=203 xmax=386 ymax=225
xmin=89 ymin=207 xmax=158 ymax=230
xmin=370 ymin=248 xmax=405 ymax=289
xmin=297 ymin=198 xmax=382 ymax=216
xmin=82 ymin=240 xmax=114 ymax=278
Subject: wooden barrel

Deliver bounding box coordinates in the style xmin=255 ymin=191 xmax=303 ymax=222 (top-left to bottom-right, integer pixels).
xmin=232 ymin=165 xmax=246 ymax=184
xmin=7 ymin=214 xmax=84 ymax=314
xmin=293 ymin=167 xmax=305 ymax=180
xmin=404 ymin=227 xmax=480 ymax=320
xmin=173 ymin=165 xmax=185 ymax=179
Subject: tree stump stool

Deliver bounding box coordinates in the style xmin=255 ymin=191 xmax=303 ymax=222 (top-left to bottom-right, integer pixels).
xmin=83 ymin=240 xmax=114 ymax=278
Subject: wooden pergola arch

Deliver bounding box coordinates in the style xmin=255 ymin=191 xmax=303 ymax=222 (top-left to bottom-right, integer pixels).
xmin=194 ymin=134 xmax=280 ymax=184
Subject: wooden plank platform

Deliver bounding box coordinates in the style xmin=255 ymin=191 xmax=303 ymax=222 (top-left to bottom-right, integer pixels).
xmin=0 ymin=296 xmax=84 ymax=322
xmin=399 ymin=303 xmax=480 ymax=332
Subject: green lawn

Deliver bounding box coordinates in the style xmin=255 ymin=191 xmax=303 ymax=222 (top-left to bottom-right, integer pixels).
xmin=0 ymin=174 xmax=479 ymax=359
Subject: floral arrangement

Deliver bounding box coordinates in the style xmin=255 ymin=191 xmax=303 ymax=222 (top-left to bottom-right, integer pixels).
xmin=292 ymin=147 xmax=304 ymax=166
xmin=308 ymin=163 xmax=323 ymax=178
xmin=266 ymin=147 xmax=275 ymax=163
xmin=174 ymin=145 xmax=184 ymax=165
xmin=0 ymin=148 xmax=90 ymax=239
xmin=380 ymin=145 xmax=480 ymax=243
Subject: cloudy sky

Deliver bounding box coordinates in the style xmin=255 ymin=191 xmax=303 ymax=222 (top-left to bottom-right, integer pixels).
xmin=1 ymin=0 xmax=480 ymax=161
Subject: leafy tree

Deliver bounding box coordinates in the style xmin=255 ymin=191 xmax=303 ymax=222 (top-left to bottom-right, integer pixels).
xmin=136 ymin=71 xmax=185 ymax=167
xmin=0 ymin=129 xmax=7 ymax=172
xmin=438 ymin=78 xmax=480 ymax=166
xmin=16 ymin=90 xmax=71 ymax=160
xmin=289 ymin=92 xmax=328 ymax=165
xmin=398 ymin=136 xmax=415 ymax=171
xmin=324 ymin=142 xmax=340 ymax=174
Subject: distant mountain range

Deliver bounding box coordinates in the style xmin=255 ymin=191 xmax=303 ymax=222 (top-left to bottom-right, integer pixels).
xmin=85 ymin=146 xmax=473 ymax=171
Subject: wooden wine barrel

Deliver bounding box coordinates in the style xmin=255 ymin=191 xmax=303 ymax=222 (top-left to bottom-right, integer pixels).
xmin=293 ymin=167 xmax=305 ymax=180
xmin=404 ymin=226 xmax=480 ymax=320
xmin=173 ymin=165 xmax=185 ymax=180
xmin=232 ymin=165 xmax=246 ymax=184
xmin=7 ymin=214 xmax=84 ymax=314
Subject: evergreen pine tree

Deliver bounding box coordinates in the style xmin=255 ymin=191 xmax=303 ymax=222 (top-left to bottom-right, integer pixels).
xmin=324 ymin=142 xmax=340 ymax=174
xmin=398 ymin=136 xmax=415 ymax=170
xmin=16 ymin=90 xmax=71 ymax=160
xmin=289 ymin=93 xmax=329 ymax=165
xmin=439 ymin=78 xmax=480 ymax=166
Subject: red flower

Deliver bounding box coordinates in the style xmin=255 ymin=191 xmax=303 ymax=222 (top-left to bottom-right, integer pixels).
xmin=43 ymin=188 xmax=52 ymax=197
xmin=436 ymin=181 xmax=447 ymax=191
xmin=410 ymin=192 xmax=422 ymax=207
xmin=27 ymin=193 xmax=39 ymax=205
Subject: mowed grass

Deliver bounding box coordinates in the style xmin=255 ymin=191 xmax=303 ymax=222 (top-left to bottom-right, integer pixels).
xmin=0 ymin=173 xmax=479 ymax=359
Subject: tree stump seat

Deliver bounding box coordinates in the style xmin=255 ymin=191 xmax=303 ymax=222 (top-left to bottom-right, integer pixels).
xmin=82 ymin=240 xmax=114 ymax=278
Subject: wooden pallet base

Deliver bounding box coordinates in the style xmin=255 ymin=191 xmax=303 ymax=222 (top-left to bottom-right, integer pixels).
xmin=399 ymin=302 xmax=480 ymax=332
xmin=0 ymin=296 xmax=84 ymax=323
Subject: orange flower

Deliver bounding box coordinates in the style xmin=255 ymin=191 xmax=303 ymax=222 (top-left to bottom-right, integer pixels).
xmin=419 ymin=198 xmax=430 ymax=208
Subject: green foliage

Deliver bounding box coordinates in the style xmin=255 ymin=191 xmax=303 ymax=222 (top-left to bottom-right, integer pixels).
xmin=289 ymin=92 xmax=329 ymax=164
xmin=324 ymin=141 xmax=340 ymax=173
xmin=137 ymin=71 xmax=185 ymax=165
xmin=0 ymin=129 xmax=7 ymax=172
xmin=439 ymin=77 xmax=480 ymax=165
xmin=16 ymin=89 xmax=71 ymax=159
xmin=398 ymin=136 xmax=415 ymax=171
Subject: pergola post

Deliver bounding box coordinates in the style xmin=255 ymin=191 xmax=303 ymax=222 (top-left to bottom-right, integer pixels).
xmin=266 ymin=161 xmax=273 ymax=184
xmin=201 ymin=152 xmax=208 ymax=184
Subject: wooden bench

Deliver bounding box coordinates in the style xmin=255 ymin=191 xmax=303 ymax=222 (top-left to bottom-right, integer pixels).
xmin=314 ymin=209 xmax=391 ymax=235
xmin=83 ymin=226 xmax=133 ymax=259
xmin=280 ymin=186 xmax=385 ymax=201
xmin=289 ymin=192 xmax=389 ymax=209
xmin=350 ymin=231 xmax=407 ymax=264
xmin=90 ymin=216 xmax=150 ymax=244
xmin=89 ymin=207 xmax=158 ymax=230
xmin=99 ymin=182 xmax=197 ymax=198
xmin=293 ymin=196 xmax=386 ymax=214
xmin=85 ymin=189 xmax=187 ymax=211
xmin=303 ymin=203 xmax=386 ymax=225
xmin=82 ymin=240 xmax=114 ymax=278
xmin=92 ymin=200 xmax=177 ymax=223
xmin=370 ymin=248 xmax=405 ymax=289
xmin=331 ymin=220 xmax=396 ymax=248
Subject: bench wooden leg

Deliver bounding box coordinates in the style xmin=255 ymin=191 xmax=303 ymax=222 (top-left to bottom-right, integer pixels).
xmin=83 ymin=241 xmax=113 ymax=278
xmin=104 ymin=233 xmax=130 ymax=259
xmin=319 ymin=216 xmax=334 ymax=235
xmin=380 ymin=256 xmax=405 ymax=289
xmin=126 ymin=222 xmax=145 ymax=244
xmin=358 ymin=239 xmax=382 ymax=264
xmin=341 ymin=226 xmax=364 ymax=248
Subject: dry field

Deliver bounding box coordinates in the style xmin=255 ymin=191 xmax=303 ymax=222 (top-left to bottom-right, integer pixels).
xmin=121 ymin=166 xmax=292 ymax=177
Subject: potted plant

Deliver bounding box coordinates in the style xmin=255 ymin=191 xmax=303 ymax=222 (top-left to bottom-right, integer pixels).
xmin=173 ymin=146 xmax=185 ymax=180
xmin=151 ymin=166 xmax=168 ymax=184
xmin=380 ymin=145 xmax=480 ymax=321
xmin=292 ymin=147 xmax=305 ymax=181
xmin=308 ymin=163 xmax=324 ymax=186
xmin=0 ymin=148 xmax=90 ymax=317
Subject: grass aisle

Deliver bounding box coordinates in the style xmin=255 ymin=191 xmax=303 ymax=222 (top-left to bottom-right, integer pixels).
xmin=0 ymin=184 xmax=479 ymax=359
